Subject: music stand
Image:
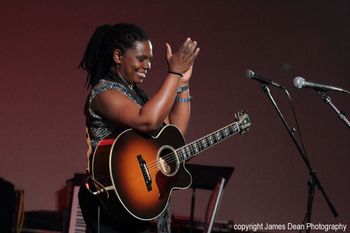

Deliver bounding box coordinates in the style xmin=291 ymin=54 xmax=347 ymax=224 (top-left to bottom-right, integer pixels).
xmin=185 ymin=164 xmax=234 ymax=232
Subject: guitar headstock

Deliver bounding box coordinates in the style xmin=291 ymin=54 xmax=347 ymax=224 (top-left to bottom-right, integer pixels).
xmin=234 ymin=111 xmax=252 ymax=135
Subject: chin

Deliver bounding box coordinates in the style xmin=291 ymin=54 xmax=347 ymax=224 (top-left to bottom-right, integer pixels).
xmin=135 ymin=77 xmax=145 ymax=84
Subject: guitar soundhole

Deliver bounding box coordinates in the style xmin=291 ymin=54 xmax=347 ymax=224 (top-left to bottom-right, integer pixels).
xmin=157 ymin=145 xmax=179 ymax=176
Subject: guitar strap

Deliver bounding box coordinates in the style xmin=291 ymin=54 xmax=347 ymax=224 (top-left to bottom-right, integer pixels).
xmin=85 ymin=127 xmax=93 ymax=173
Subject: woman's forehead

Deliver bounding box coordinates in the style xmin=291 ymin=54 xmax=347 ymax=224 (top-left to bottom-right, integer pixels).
xmin=130 ymin=40 xmax=153 ymax=56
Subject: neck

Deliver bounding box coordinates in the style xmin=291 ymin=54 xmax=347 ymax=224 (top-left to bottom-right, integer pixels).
xmin=110 ymin=67 xmax=133 ymax=88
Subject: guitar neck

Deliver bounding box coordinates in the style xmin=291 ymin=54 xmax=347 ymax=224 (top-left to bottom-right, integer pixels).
xmin=176 ymin=121 xmax=241 ymax=163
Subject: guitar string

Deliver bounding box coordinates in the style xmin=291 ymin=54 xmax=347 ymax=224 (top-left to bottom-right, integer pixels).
xmin=116 ymin=122 xmax=242 ymax=182
xmin=145 ymin=122 xmax=239 ymax=172
xmin=106 ymin=119 xmax=247 ymax=185
xmin=144 ymin=123 xmax=240 ymax=174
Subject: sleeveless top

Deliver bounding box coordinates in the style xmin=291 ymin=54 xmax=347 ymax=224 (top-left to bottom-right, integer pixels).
xmin=85 ymin=73 xmax=147 ymax=150
xmin=84 ymin=71 xmax=171 ymax=233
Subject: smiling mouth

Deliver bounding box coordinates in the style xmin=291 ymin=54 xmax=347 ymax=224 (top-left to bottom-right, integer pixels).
xmin=136 ymin=71 xmax=147 ymax=78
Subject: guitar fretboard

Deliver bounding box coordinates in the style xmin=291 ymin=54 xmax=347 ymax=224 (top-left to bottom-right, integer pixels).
xmin=176 ymin=121 xmax=240 ymax=162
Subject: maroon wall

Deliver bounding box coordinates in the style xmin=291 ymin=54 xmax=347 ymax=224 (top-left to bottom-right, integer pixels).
xmin=1 ymin=0 xmax=349 ymax=228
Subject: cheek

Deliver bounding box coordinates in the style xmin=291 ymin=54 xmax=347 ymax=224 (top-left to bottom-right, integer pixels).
xmin=133 ymin=60 xmax=143 ymax=69
xmin=127 ymin=58 xmax=141 ymax=70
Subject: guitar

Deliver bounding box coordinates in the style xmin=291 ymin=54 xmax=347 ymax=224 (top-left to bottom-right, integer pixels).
xmin=89 ymin=111 xmax=251 ymax=221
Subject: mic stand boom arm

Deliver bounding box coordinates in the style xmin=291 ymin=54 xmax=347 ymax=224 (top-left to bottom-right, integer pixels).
xmin=317 ymin=91 xmax=350 ymax=128
xmin=260 ymin=85 xmax=338 ymax=230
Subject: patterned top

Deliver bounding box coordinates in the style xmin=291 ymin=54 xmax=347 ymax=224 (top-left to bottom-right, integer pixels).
xmin=84 ymin=74 xmax=171 ymax=233
xmin=85 ymin=79 xmax=142 ymax=150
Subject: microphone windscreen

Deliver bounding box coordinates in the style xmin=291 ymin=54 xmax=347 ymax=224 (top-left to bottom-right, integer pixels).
xmin=245 ymin=70 xmax=255 ymax=79
xmin=293 ymin=77 xmax=305 ymax=88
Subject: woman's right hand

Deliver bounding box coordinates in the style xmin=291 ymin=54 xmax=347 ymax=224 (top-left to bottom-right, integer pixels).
xmin=166 ymin=38 xmax=200 ymax=75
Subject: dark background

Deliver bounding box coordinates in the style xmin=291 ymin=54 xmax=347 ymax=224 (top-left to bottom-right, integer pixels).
xmin=1 ymin=0 xmax=349 ymax=230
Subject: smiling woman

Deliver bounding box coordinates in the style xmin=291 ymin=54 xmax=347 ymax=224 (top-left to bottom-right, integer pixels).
xmin=77 ymin=23 xmax=199 ymax=233
xmin=113 ymin=40 xmax=153 ymax=85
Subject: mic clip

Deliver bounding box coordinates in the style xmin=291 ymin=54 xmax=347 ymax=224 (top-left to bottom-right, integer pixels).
xmin=245 ymin=70 xmax=284 ymax=89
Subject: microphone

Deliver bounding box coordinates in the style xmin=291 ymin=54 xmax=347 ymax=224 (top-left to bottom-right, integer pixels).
xmin=245 ymin=70 xmax=283 ymax=88
xmin=293 ymin=77 xmax=350 ymax=94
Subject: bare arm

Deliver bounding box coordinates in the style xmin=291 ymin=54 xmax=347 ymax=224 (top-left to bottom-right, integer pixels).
xmin=168 ymin=66 xmax=193 ymax=134
xmin=93 ymin=38 xmax=199 ymax=133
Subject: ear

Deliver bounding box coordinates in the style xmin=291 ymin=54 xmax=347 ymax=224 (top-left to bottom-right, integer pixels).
xmin=113 ymin=49 xmax=123 ymax=64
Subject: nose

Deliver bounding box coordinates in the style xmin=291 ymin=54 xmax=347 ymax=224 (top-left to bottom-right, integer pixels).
xmin=143 ymin=60 xmax=151 ymax=70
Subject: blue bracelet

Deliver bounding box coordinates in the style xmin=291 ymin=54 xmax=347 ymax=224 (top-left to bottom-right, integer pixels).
xmin=176 ymin=96 xmax=192 ymax=102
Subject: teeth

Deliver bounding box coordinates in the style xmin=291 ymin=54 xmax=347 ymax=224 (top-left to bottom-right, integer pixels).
xmin=137 ymin=72 xmax=146 ymax=78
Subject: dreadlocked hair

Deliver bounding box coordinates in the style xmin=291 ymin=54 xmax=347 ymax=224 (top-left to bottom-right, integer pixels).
xmin=78 ymin=23 xmax=151 ymax=88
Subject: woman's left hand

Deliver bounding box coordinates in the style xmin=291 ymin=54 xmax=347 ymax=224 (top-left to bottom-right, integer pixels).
xmin=180 ymin=65 xmax=193 ymax=84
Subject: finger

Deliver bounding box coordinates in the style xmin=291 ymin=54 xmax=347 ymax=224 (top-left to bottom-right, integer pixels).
xmin=181 ymin=38 xmax=197 ymax=56
xmin=187 ymin=40 xmax=198 ymax=53
xmin=193 ymin=47 xmax=200 ymax=59
xmin=179 ymin=37 xmax=191 ymax=52
xmin=183 ymin=37 xmax=191 ymax=46
xmin=165 ymin=43 xmax=172 ymax=60
xmin=186 ymin=47 xmax=200 ymax=65
xmin=183 ymin=42 xmax=199 ymax=63
xmin=187 ymin=65 xmax=194 ymax=73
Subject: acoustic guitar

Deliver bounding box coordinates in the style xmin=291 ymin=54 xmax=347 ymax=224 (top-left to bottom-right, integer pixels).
xmin=89 ymin=111 xmax=251 ymax=221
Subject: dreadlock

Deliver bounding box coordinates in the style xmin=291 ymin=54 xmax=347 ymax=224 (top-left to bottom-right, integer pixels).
xmin=78 ymin=23 xmax=151 ymax=88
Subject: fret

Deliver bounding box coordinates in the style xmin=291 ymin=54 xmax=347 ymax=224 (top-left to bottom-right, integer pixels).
xmin=223 ymin=127 xmax=230 ymax=137
xmin=208 ymin=134 xmax=214 ymax=144
xmin=180 ymin=148 xmax=187 ymax=160
xmin=220 ymin=129 xmax=226 ymax=138
xmin=193 ymin=142 xmax=200 ymax=153
xmin=201 ymin=138 xmax=208 ymax=149
xmin=178 ymin=150 xmax=184 ymax=161
xmin=229 ymin=124 xmax=235 ymax=134
xmin=190 ymin=143 xmax=196 ymax=154
xmin=185 ymin=145 xmax=191 ymax=157
xmin=180 ymin=149 xmax=185 ymax=162
xmin=215 ymin=131 xmax=221 ymax=141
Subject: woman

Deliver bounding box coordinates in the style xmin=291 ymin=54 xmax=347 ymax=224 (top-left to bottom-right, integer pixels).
xmin=78 ymin=23 xmax=199 ymax=233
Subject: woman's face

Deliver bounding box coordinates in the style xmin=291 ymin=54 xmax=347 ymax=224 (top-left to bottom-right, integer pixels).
xmin=116 ymin=40 xmax=153 ymax=85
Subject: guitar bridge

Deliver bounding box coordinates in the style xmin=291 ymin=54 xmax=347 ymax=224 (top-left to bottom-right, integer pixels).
xmin=137 ymin=155 xmax=152 ymax=191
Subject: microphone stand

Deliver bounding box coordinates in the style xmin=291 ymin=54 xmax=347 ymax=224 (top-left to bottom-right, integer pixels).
xmin=317 ymin=91 xmax=350 ymax=128
xmin=260 ymin=84 xmax=339 ymax=232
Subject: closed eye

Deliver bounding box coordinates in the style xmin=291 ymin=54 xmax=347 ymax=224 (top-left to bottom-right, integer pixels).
xmin=137 ymin=55 xmax=152 ymax=63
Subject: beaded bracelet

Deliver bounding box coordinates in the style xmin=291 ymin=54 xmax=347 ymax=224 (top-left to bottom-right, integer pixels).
xmin=176 ymin=96 xmax=192 ymax=103
xmin=168 ymin=71 xmax=183 ymax=77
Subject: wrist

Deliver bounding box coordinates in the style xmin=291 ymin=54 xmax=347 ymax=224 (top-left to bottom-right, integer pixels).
xmin=177 ymin=84 xmax=190 ymax=93
xmin=168 ymin=70 xmax=183 ymax=77
xmin=179 ymin=79 xmax=189 ymax=86
xmin=176 ymin=96 xmax=192 ymax=103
